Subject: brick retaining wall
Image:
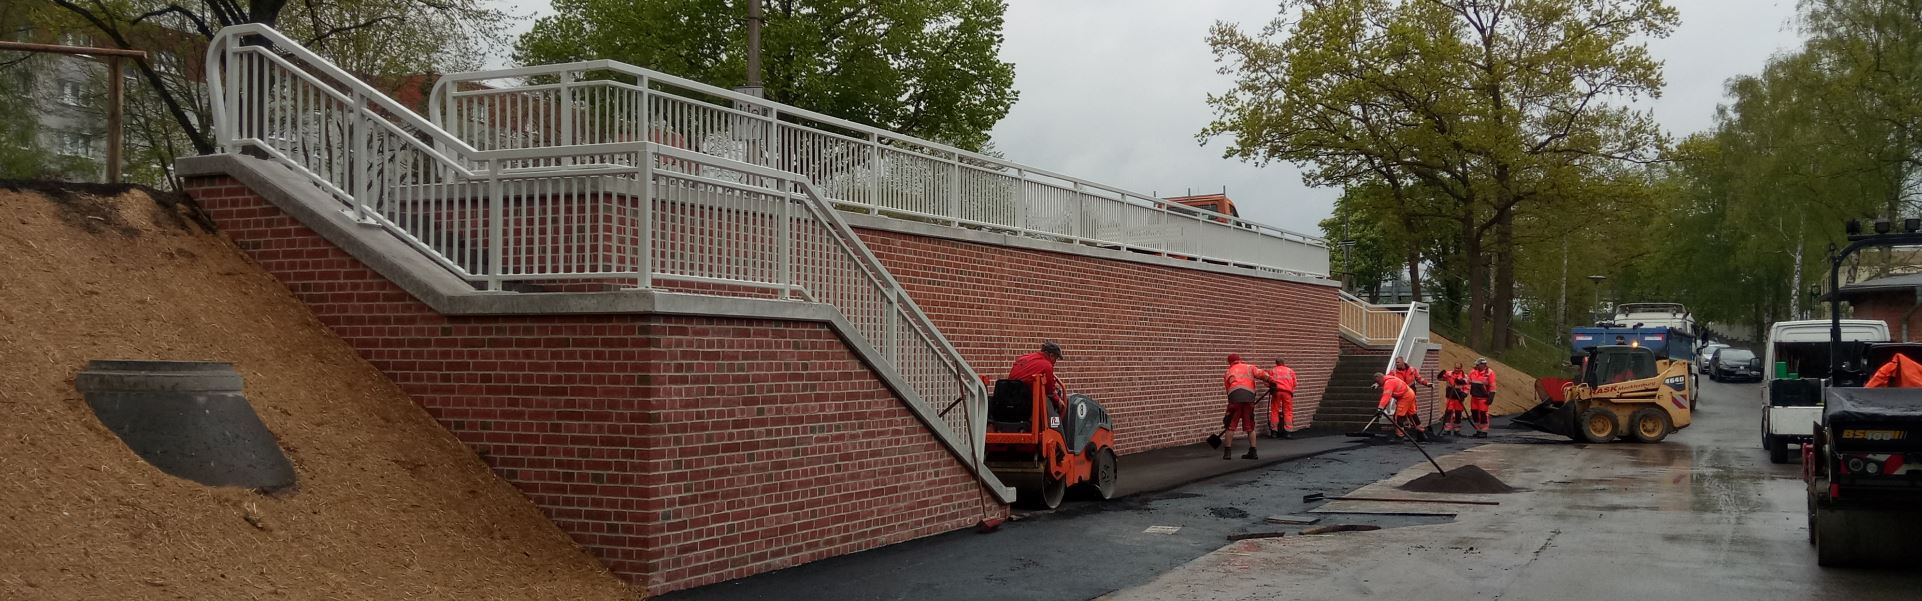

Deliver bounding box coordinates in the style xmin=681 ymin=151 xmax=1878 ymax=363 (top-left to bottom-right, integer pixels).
xmin=184 ymin=177 xmax=1001 ymax=594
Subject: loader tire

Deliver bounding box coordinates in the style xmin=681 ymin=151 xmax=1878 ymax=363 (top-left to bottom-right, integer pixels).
xmin=1628 ymin=408 xmax=1671 ymax=443
xmin=1578 ymin=408 xmax=1618 ymax=444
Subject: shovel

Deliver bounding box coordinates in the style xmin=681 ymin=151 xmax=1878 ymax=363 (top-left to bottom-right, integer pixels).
xmin=1378 ymin=408 xmax=1448 ymax=477
xmin=1345 ymin=412 xmax=1383 ymax=438
xmin=1207 ymin=389 xmax=1272 ymax=449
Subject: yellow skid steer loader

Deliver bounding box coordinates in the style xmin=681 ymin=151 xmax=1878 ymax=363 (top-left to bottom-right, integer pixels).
xmin=1513 ymin=345 xmax=1693 ymax=443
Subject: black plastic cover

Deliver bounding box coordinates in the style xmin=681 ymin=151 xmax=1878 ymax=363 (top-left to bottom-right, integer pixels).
xmin=1825 ymin=387 xmax=1922 ymax=425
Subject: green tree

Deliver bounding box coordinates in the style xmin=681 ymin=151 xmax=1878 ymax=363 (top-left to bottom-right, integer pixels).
xmin=43 ymin=0 xmax=510 ymax=155
xmin=516 ymin=0 xmax=1018 ymax=151
xmin=1202 ymin=0 xmax=1676 ymax=351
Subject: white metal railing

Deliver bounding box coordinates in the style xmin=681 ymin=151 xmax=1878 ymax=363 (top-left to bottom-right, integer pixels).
xmin=204 ymin=24 xmax=989 ymax=466
xmin=1338 ymin=290 xmax=1408 ymax=346
xmin=425 ymin=62 xmax=1331 ymax=278
xmin=1385 ymin=301 xmax=1431 ymax=374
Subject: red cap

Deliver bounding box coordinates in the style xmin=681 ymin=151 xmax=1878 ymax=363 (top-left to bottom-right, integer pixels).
xmin=1227 ymin=353 xmax=1242 ymax=364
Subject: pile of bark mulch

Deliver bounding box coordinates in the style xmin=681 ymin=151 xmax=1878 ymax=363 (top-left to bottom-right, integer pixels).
xmin=0 ymin=184 xmax=639 ymax=600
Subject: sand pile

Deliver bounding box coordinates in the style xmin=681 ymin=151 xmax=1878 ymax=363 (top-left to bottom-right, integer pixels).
xmin=0 ymin=182 xmax=636 ymax=600
xmin=1433 ymin=334 xmax=1540 ymax=416
xmin=1397 ymin=464 xmax=1515 ymax=494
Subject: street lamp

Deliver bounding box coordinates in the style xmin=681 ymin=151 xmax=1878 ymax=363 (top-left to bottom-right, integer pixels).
xmin=1586 ymin=275 xmax=1608 ymax=324
xmin=1339 ymin=239 xmax=1356 ymax=290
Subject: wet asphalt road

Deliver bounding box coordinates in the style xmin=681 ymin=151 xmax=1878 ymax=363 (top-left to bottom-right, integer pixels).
xmin=660 ymin=432 xmax=1496 ymax=601
xmin=1103 ymin=376 xmax=1922 ymax=600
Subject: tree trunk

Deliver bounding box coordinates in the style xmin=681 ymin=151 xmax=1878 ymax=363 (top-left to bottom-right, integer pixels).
xmin=1405 ymin=246 xmax=1423 ymax=305
xmin=1464 ymin=210 xmax=1486 ymax=349
xmin=1490 ymin=208 xmax=1516 ymax=353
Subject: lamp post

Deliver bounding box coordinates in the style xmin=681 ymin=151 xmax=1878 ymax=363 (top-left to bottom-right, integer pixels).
xmin=1586 ymin=274 xmax=1608 ymax=324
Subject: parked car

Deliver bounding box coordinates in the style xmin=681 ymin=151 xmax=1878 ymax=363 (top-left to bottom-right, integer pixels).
xmin=1707 ymin=348 xmax=1761 ymax=382
xmin=1695 ymin=342 xmax=1729 ymax=373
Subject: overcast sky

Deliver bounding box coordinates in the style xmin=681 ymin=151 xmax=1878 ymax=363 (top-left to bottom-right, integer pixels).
xmin=493 ymin=0 xmax=1806 ymax=237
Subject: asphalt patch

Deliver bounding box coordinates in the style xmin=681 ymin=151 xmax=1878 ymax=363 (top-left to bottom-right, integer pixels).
xmin=1207 ymin=506 xmax=1249 ymax=519
xmin=1397 ymin=464 xmax=1514 ymax=494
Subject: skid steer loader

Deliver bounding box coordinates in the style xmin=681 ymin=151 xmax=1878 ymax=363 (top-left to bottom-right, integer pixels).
xmin=1513 ymin=345 xmax=1693 ymax=443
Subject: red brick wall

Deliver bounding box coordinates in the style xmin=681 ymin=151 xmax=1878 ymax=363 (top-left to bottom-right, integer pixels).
xmin=1852 ymin=292 xmax=1921 ymax=342
xmin=853 ymin=227 xmax=1342 ymax=453
xmin=184 ymin=177 xmax=1001 ymax=594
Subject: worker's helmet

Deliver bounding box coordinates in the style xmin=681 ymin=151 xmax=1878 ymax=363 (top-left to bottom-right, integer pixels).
xmin=1041 ymin=340 xmax=1063 ymax=359
xmin=1475 ymin=357 xmax=1489 ymax=365
xmin=1227 ymin=353 xmax=1242 ymax=364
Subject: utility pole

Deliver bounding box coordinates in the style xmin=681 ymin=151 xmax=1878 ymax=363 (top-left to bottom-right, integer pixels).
xmin=739 ymin=0 xmax=765 ymax=98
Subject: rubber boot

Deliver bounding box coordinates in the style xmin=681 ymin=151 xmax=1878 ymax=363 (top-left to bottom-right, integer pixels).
xmin=1243 ymin=448 xmax=1258 ymax=460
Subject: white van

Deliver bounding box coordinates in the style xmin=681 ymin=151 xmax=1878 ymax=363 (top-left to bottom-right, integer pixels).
xmin=1761 ymin=319 xmax=1891 ymax=463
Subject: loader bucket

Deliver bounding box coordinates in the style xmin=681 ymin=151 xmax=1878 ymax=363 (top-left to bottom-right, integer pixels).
xmin=1510 ymin=397 xmax=1578 ymax=437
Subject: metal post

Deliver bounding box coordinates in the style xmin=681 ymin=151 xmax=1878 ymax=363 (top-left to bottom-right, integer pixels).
xmin=486 ymin=161 xmax=504 ymax=291
xmin=559 ymin=71 xmax=575 ymax=147
xmin=105 ymin=56 xmax=123 ymax=183
xmin=778 ymin=179 xmax=791 ymax=299
xmin=1014 ymin=168 xmax=1027 ymax=232
xmin=638 ymin=150 xmax=655 ymax=288
xmin=743 ymin=0 xmax=764 ymax=95
xmin=1830 ymin=244 xmax=1842 ymax=376
xmin=867 ymin=137 xmax=882 ymax=214
xmin=1073 ymin=182 xmax=1086 ymax=239
xmin=948 ymin=156 xmax=962 ymax=225
xmin=637 ymin=75 xmax=652 ymax=146
xmin=224 ymin=45 xmax=240 ymax=152
xmin=886 ymin=291 xmax=900 ymax=364
xmin=351 ymin=91 xmax=371 ymax=223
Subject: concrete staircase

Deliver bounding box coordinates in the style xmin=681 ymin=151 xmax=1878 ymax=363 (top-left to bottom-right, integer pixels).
xmin=1311 ymin=349 xmax=1393 ymax=431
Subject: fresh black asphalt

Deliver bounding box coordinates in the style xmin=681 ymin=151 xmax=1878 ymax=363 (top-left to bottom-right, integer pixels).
xmin=658 ymin=433 xmax=1515 ymax=601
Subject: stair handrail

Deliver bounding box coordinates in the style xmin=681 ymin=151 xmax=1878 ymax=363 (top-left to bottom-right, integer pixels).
xmin=202 ymin=24 xmax=994 ymax=472
xmin=425 ymin=61 xmax=1331 ymax=277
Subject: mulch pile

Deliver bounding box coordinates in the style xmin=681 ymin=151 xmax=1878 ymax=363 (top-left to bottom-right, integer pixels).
xmin=0 ymin=184 xmax=638 ymax=600
xmin=1397 ymin=464 xmax=1516 ymax=494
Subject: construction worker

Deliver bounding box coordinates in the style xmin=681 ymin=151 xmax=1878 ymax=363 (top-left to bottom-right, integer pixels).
xmin=1391 ymin=357 xmax=1433 ymax=390
xmin=1222 ymin=354 xmax=1262 ymax=460
xmin=1375 ymin=371 xmax=1422 ymax=440
xmin=1439 ymin=363 xmax=1469 ymax=436
xmin=1466 ymin=357 xmax=1498 ymax=438
xmin=1265 ymin=357 xmax=1298 ymax=439
xmin=1009 ymin=341 xmax=1067 ymax=416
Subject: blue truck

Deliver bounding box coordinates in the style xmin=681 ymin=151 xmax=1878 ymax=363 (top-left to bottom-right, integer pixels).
xmin=1569 ymin=325 xmax=1697 ymax=365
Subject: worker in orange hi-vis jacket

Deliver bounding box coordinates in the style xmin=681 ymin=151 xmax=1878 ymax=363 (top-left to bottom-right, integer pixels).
xmin=1264 ymin=358 xmax=1298 ymax=439
xmin=1222 ymin=354 xmax=1263 ymax=460
xmin=1466 ymin=358 xmax=1499 ymax=438
xmin=1390 ymin=356 xmax=1433 ymax=390
xmin=1438 ymin=363 xmax=1470 ymax=436
xmin=1375 ymin=371 xmax=1422 ymax=441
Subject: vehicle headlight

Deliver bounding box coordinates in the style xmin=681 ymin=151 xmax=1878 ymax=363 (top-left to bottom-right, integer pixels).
xmin=1866 ymin=461 xmax=1884 ymax=475
xmin=1848 ymin=457 xmax=1865 ymax=473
